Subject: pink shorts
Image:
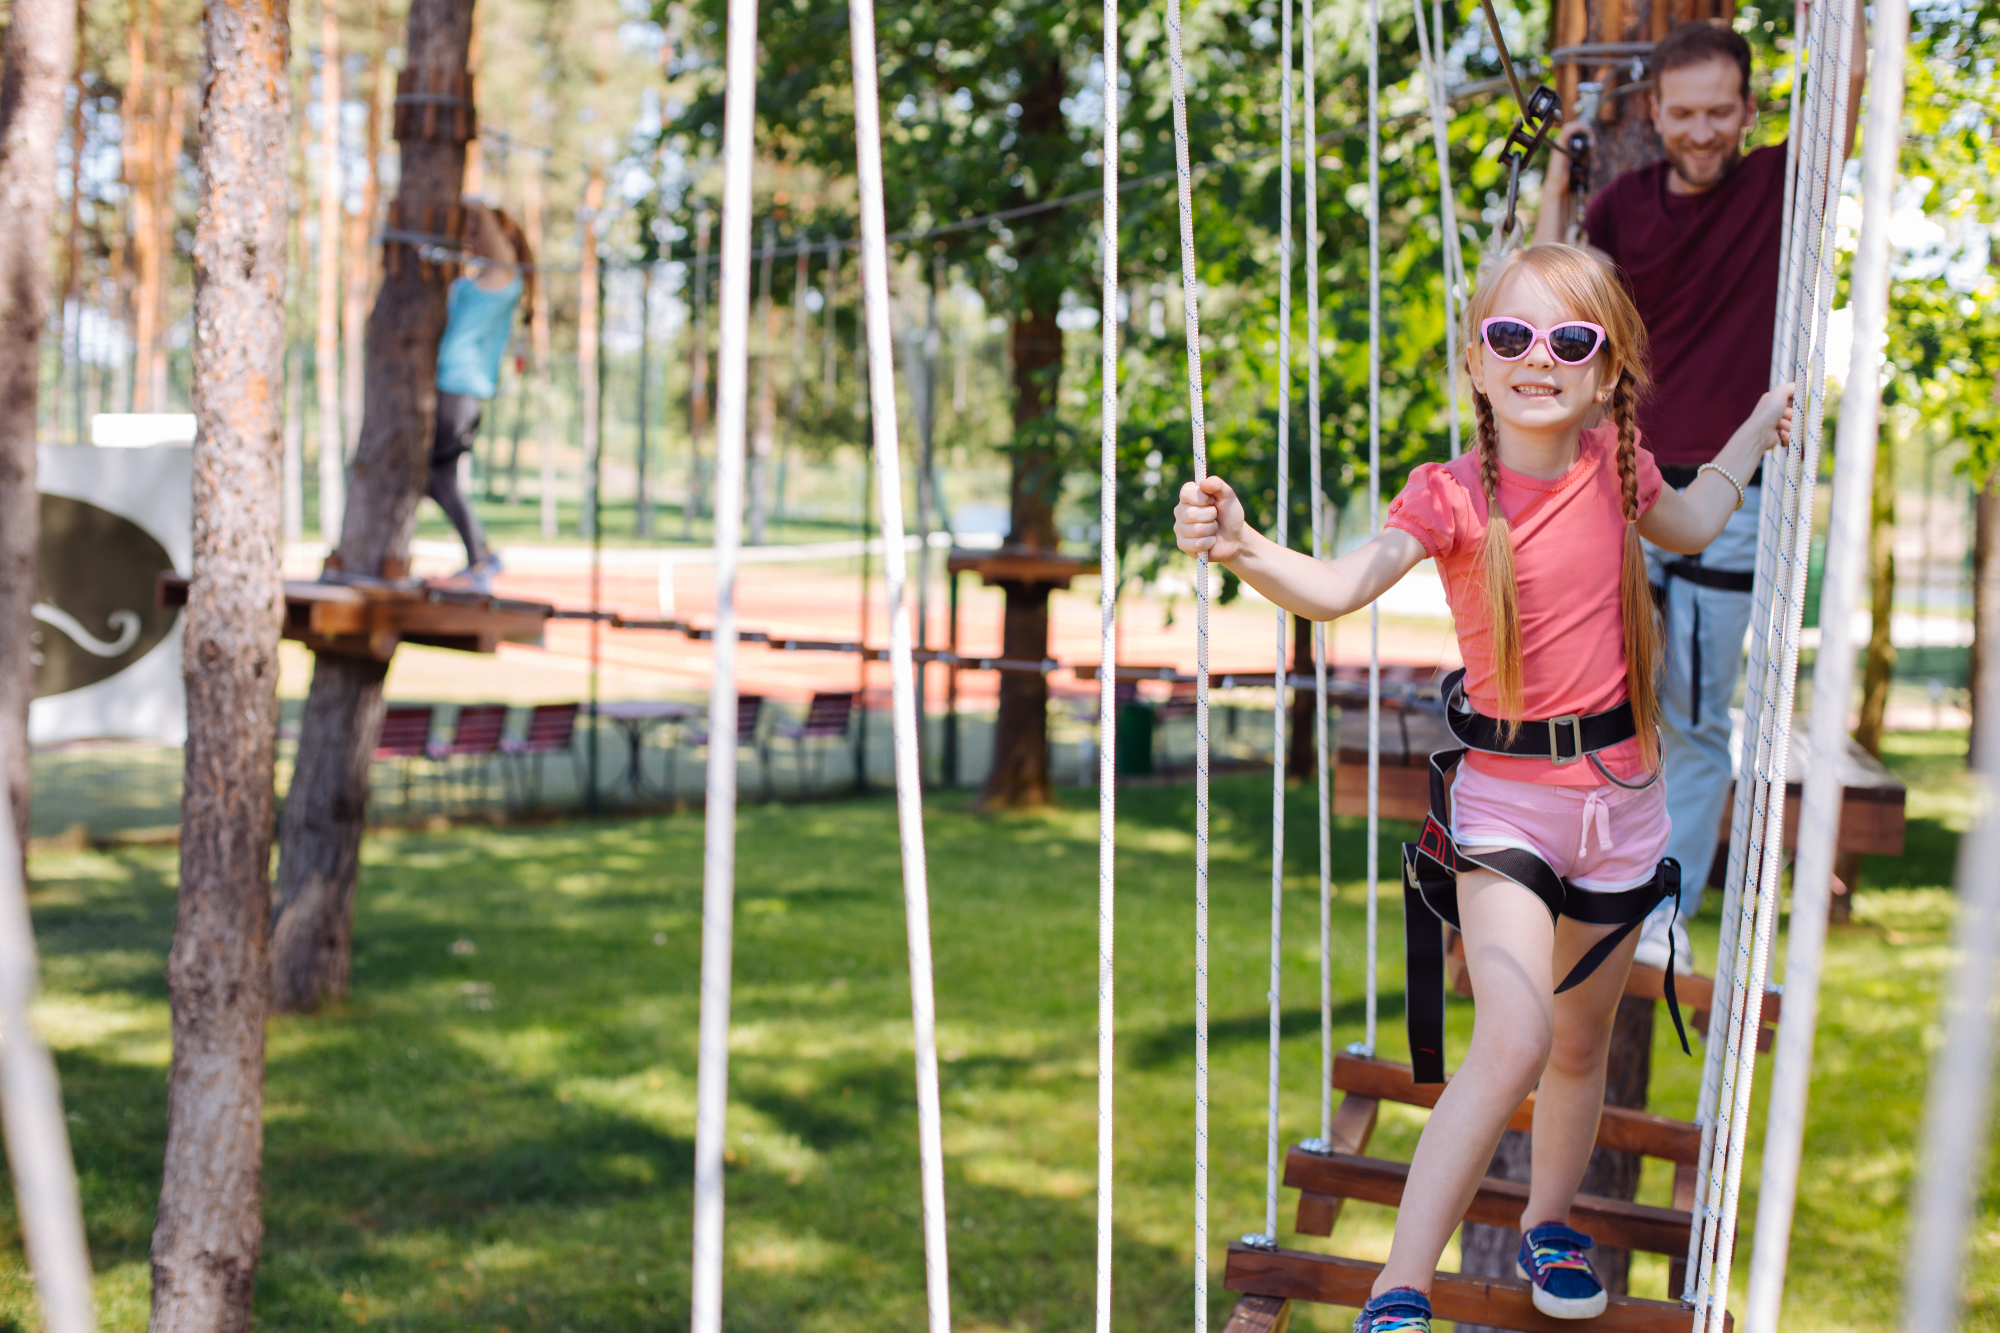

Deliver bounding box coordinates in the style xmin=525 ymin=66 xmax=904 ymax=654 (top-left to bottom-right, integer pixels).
xmin=1449 ymin=761 xmax=1671 ymax=893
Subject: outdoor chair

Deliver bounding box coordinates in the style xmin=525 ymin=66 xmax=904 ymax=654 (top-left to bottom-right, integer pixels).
xmin=373 ymin=704 xmax=436 ymax=813
xmin=771 ymin=691 xmax=857 ymax=797
xmin=673 ymin=694 xmax=770 ymax=801
xmin=427 ymin=703 xmax=509 ymax=811
xmin=500 ymin=702 xmax=583 ymax=810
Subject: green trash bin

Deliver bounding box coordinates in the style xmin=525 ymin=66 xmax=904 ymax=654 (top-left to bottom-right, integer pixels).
xmin=1117 ymin=701 xmax=1156 ymax=777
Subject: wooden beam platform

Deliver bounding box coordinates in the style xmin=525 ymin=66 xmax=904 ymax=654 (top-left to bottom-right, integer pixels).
xmin=1224 ymin=1243 xmax=1731 ymax=1333
xmin=158 ymin=573 xmax=552 ymax=661
xmin=1332 ymin=1052 xmax=1701 ymax=1163
xmin=1284 ymin=1148 xmax=1692 ymax=1256
xmin=1220 ymin=1294 xmax=1291 ymax=1333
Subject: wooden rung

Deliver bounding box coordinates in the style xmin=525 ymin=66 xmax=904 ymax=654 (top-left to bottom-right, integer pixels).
xmin=1332 ymin=1053 xmax=1701 ymax=1165
xmin=1283 ymin=1148 xmax=1692 ymax=1256
xmin=1667 ymin=1161 xmax=1699 ymax=1296
xmin=1295 ymin=1094 xmax=1382 ymax=1236
xmin=1221 ymin=1294 xmax=1292 ymax=1333
xmin=1224 ymin=1243 xmax=1732 ymax=1333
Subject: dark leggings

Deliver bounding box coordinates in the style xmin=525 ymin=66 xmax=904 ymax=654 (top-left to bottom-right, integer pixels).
xmin=428 ymin=391 xmax=489 ymax=567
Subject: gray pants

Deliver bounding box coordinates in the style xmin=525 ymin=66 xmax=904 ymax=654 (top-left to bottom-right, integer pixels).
xmin=1645 ymin=484 xmax=1762 ymax=920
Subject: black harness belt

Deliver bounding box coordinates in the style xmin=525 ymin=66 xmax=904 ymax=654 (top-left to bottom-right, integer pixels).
xmin=1662 ymin=558 xmax=1755 ymax=594
xmin=1401 ymin=670 xmax=1689 ymax=1084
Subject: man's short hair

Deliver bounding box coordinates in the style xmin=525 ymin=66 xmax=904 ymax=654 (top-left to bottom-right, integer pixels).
xmin=1651 ymin=21 xmax=1753 ymax=100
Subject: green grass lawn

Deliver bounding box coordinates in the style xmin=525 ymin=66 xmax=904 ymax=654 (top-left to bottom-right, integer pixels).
xmin=6 ymin=734 xmax=1995 ymax=1331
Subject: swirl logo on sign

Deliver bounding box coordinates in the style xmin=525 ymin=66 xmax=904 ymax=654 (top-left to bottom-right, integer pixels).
xmin=33 ymin=493 xmax=180 ymax=699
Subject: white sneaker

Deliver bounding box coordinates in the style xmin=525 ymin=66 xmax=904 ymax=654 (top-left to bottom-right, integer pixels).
xmin=1633 ymin=910 xmax=1693 ymax=975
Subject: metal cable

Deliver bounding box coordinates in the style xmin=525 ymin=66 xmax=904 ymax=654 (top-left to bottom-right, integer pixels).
xmin=1260 ymin=0 xmax=1295 ymax=1249
xmin=1411 ymin=0 xmax=1464 ymax=458
xmin=1096 ymin=0 xmax=1120 ymax=1326
xmin=1749 ymin=4 xmax=1908 ymax=1321
xmin=1165 ymin=0 xmax=1213 ymax=1321
xmin=849 ymin=1 xmax=954 ymax=1326
xmin=688 ymin=0 xmax=760 ymax=1324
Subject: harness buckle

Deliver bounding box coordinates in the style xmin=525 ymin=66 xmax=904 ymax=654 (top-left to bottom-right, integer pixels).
xmin=1547 ymin=714 xmax=1584 ymax=765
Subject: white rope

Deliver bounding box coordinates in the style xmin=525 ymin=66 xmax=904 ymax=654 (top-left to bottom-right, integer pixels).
xmin=1165 ymin=0 xmax=1212 ymax=1322
xmin=1748 ymin=6 xmax=1906 ymax=1322
xmin=1688 ymin=1 xmax=1854 ymax=1320
xmin=849 ymin=4 xmax=954 ymax=1328
xmin=688 ymin=0 xmax=759 ymax=1323
xmin=1363 ymin=0 xmax=1382 ymax=1057
xmin=1303 ymin=0 xmax=1333 ymax=1152
xmin=1410 ymin=0 xmax=1464 ymax=459
xmin=0 ymin=781 xmax=97 ymax=1333
xmin=1261 ymin=0 xmax=1294 ymax=1248
xmin=1096 ymin=0 xmax=1120 ymax=1326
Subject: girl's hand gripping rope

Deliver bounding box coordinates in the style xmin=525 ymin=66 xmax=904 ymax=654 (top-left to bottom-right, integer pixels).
xmin=1173 ymin=476 xmax=1250 ymax=563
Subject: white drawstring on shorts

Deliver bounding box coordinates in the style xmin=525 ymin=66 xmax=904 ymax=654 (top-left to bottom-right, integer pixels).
xmin=1579 ymin=788 xmax=1615 ymax=859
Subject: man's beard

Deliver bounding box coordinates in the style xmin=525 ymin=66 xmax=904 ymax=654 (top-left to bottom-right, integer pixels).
xmin=1664 ymin=141 xmax=1743 ymax=190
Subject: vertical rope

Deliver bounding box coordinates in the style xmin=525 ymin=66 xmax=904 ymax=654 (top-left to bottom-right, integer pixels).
xmin=1165 ymin=0 xmax=1211 ymax=1321
xmin=1262 ymin=0 xmax=1294 ymax=1248
xmin=1691 ymin=1 xmax=1853 ymax=1320
xmin=1096 ymin=0 xmax=1120 ymax=1325
xmin=0 ymin=782 xmax=97 ymax=1333
xmin=1410 ymin=0 xmax=1463 ymax=458
xmin=1302 ymin=0 xmax=1332 ymax=1151
xmin=688 ymin=0 xmax=759 ymax=1324
xmin=849 ymin=3 xmax=953 ymax=1328
xmin=1363 ymin=0 xmax=1382 ymax=1056
xmin=1749 ymin=4 xmax=1908 ymax=1321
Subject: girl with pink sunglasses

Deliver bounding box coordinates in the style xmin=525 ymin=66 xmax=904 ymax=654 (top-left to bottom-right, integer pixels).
xmin=1173 ymin=243 xmax=1793 ymax=1330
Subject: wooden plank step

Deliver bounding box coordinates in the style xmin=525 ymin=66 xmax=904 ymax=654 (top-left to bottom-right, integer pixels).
xmin=1295 ymin=1093 xmax=1382 ymax=1235
xmin=1221 ymin=1294 xmax=1291 ymax=1333
xmin=1333 ymin=1053 xmax=1701 ymax=1164
xmin=1283 ymin=1148 xmax=1692 ymax=1257
xmin=1224 ymin=1243 xmax=1731 ymax=1333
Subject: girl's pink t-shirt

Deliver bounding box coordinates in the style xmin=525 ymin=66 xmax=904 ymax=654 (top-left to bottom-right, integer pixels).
xmin=1385 ymin=424 xmax=1664 ymax=787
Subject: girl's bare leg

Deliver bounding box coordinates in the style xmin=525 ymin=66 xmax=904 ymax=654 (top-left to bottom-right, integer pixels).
xmin=1371 ymin=865 xmax=1556 ymax=1298
xmin=1523 ymin=916 xmax=1639 ymax=1229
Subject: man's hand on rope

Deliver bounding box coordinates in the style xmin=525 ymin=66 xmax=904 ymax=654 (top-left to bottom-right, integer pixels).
xmin=1174 ymin=476 xmax=1250 ymax=563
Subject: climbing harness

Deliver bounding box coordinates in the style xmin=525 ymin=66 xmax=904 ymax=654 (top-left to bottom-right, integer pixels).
xmin=1399 ymin=669 xmax=1686 ymax=1085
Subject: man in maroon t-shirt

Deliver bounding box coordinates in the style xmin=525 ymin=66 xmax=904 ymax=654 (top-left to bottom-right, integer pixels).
xmin=1532 ymin=17 xmax=1865 ymax=971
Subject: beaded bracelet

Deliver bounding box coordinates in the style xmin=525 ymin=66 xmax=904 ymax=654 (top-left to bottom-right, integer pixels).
xmin=1697 ymin=461 xmax=1747 ymax=511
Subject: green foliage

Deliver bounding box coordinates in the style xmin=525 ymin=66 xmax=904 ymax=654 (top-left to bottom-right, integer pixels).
xmin=1883 ymin=9 xmax=2000 ymax=484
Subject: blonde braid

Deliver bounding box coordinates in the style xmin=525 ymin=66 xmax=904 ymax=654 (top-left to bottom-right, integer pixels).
xmin=1611 ymin=370 xmax=1663 ymax=764
xmin=1473 ymin=388 xmax=1524 ymax=736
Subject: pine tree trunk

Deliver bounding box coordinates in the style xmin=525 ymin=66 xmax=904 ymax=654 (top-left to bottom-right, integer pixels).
xmin=314 ymin=0 xmax=345 ymax=539
xmin=577 ymin=168 xmax=603 ymax=539
xmin=269 ymin=0 xmax=476 ymax=1014
xmin=1288 ymin=609 xmax=1316 ymax=779
xmin=1972 ymin=478 xmax=1999 ymax=768
xmin=1855 ymin=431 xmax=1897 ymax=756
xmin=979 ymin=302 xmax=1062 ymax=809
xmin=0 ymin=0 xmax=75 ymax=869
xmin=147 ymin=0 xmax=288 ymax=1324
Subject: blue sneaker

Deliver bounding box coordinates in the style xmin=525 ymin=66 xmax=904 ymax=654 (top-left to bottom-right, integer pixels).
xmin=1352 ymin=1286 xmax=1431 ymax=1332
xmin=1515 ymin=1222 xmax=1608 ymax=1318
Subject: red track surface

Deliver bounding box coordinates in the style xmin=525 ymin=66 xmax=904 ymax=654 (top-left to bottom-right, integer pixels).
xmin=485 ymin=561 xmax=1460 ymax=708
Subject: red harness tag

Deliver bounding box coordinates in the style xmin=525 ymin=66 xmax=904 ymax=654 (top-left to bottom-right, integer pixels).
xmin=1418 ymin=815 xmax=1456 ymax=868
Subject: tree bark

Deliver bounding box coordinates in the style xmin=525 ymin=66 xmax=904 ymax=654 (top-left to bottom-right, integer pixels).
xmin=979 ymin=301 xmax=1062 ymax=809
xmin=270 ymin=0 xmax=475 ymax=1014
xmin=314 ymin=0 xmax=345 ymax=540
xmin=577 ymin=168 xmax=604 ymax=539
xmin=0 ymin=0 xmax=76 ymax=869
xmin=1458 ymin=995 xmax=1655 ymax=1324
xmin=1972 ymin=477 xmax=1999 ymax=768
xmin=147 ymin=0 xmax=288 ymax=1324
xmin=1855 ymin=428 xmax=1897 ymax=756
xmin=1288 ymin=609 xmax=1315 ymax=779
xmin=341 ymin=26 xmax=383 ymax=465
xmin=748 ymin=218 xmax=778 ymax=546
